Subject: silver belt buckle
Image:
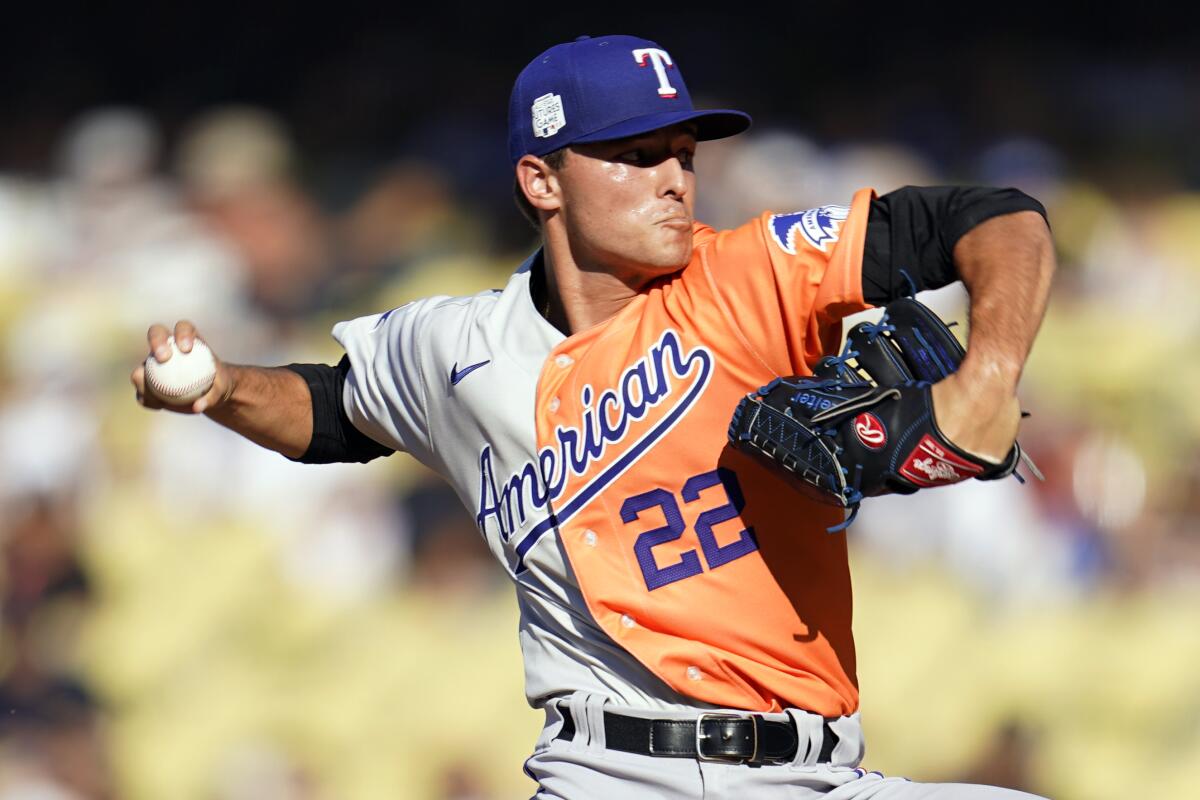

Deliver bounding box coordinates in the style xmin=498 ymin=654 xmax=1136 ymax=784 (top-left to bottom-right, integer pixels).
xmin=695 ymin=712 xmax=757 ymax=763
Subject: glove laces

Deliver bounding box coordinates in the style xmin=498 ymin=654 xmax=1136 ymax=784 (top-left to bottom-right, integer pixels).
xmin=826 ymin=463 xmax=865 ymax=533
xmin=858 ymin=316 xmax=896 ymax=345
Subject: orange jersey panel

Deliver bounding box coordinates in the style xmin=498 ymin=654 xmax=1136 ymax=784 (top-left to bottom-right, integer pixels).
xmin=535 ymin=188 xmax=877 ymax=715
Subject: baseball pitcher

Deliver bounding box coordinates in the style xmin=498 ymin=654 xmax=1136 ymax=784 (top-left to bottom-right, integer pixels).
xmin=132 ymin=34 xmax=1056 ymax=799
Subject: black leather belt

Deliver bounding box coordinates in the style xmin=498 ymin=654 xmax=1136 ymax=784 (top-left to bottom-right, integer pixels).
xmin=554 ymin=708 xmax=839 ymax=765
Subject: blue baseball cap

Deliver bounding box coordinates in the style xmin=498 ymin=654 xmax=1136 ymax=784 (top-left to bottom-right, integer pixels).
xmin=508 ymin=34 xmax=752 ymax=167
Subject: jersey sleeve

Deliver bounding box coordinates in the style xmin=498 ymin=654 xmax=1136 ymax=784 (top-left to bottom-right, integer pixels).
xmin=330 ymin=298 xmax=440 ymax=463
xmin=695 ymin=186 xmax=877 ymax=375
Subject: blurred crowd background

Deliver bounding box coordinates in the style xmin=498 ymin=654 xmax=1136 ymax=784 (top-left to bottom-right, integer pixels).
xmin=0 ymin=8 xmax=1197 ymax=800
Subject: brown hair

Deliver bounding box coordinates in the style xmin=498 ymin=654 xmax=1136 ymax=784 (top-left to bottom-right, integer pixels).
xmin=513 ymin=147 xmax=568 ymax=231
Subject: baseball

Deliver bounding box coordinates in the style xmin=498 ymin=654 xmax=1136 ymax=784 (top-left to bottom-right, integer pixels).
xmin=144 ymin=336 xmax=217 ymax=406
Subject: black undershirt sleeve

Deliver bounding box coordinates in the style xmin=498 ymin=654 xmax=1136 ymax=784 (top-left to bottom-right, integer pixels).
xmin=281 ymin=355 xmax=396 ymax=464
xmin=860 ymin=185 xmax=1049 ymax=306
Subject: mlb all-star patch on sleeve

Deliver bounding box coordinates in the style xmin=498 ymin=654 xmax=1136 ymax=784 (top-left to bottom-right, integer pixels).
xmin=694 ymin=186 xmax=876 ymax=376
xmin=330 ymin=298 xmax=445 ymax=464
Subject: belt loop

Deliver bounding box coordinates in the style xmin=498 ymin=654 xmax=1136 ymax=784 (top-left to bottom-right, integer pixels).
xmin=783 ymin=708 xmax=824 ymax=767
xmin=584 ymin=693 xmax=608 ymax=754
xmin=749 ymin=714 xmax=764 ymax=764
xmin=567 ymin=692 xmax=590 ymax=753
xmin=828 ymin=711 xmax=866 ymax=767
xmin=545 ymin=701 xmax=568 ymax=750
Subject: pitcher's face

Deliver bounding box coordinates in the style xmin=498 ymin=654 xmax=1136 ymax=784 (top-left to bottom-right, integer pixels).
xmin=556 ymin=122 xmax=698 ymax=284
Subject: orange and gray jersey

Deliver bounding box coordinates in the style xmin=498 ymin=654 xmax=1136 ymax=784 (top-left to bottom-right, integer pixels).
xmin=331 ymin=187 xmax=878 ymax=716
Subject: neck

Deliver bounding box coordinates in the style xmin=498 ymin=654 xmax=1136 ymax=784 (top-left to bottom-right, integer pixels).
xmin=537 ymin=228 xmax=646 ymax=336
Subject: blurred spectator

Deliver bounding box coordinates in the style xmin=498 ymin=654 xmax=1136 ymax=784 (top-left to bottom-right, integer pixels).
xmin=330 ymin=161 xmax=464 ymax=308
xmin=694 ymin=129 xmax=938 ymax=229
xmin=0 ymin=494 xmax=113 ymax=799
xmin=402 ymin=476 xmax=501 ymax=596
xmin=954 ymin=718 xmax=1042 ymax=796
xmin=437 ymin=762 xmax=494 ymax=800
xmin=176 ymin=107 xmax=331 ymax=320
xmin=212 ymin=740 xmax=326 ymax=800
xmin=975 ymin=137 xmax=1067 ymax=207
xmin=47 ymin=108 xmax=251 ymax=336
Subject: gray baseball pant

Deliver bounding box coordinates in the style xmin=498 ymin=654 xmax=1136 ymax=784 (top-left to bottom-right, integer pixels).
xmin=524 ymin=691 xmax=1050 ymax=799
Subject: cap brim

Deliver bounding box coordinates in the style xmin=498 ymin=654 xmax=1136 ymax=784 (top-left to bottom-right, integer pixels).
xmin=571 ymin=109 xmax=752 ymax=146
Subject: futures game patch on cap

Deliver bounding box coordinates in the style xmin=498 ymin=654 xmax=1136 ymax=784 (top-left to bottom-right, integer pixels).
xmin=507 ymin=34 xmax=752 ymax=166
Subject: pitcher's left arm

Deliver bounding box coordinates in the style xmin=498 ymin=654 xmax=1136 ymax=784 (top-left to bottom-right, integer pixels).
xmin=858 ymin=185 xmax=1055 ymax=463
xmin=932 ymin=209 xmax=1056 ymax=462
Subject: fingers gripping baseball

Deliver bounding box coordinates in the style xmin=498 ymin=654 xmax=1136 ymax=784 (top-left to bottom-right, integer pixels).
xmin=131 ymin=321 xmax=232 ymax=414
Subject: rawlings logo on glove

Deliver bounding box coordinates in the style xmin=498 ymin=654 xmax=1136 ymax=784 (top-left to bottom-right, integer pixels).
xmin=853 ymin=413 xmax=886 ymax=449
xmin=727 ymin=297 xmax=1034 ymax=532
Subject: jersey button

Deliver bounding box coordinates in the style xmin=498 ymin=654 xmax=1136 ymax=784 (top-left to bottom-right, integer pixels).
xmin=583 ymin=529 xmax=597 ymax=546
xmin=686 ymin=666 xmax=703 ymax=681
xmin=554 ymin=354 xmax=573 ymax=368
xmin=620 ymin=614 xmax=636 ymax=629
xmin=548 ymin=397 xmax=560 ymax=413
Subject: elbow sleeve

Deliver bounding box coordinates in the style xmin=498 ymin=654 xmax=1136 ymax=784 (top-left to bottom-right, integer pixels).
xmin=281 ymin=355 xmax=395 ymax=464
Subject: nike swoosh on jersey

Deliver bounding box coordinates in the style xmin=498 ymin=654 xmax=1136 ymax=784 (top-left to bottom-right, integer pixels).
xmin=450 ymin=360 xmax=491 ymax=385
xmin=372 ymin=305 xmax=401 ymax=329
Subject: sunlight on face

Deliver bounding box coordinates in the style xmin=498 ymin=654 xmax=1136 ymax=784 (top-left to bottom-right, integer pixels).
xmin=554 ymin=123 xmax=699 ymax=285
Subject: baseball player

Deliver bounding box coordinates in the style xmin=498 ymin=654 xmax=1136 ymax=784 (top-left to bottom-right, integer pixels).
xmin=132 ymin=35 xmax=1056 ymax=799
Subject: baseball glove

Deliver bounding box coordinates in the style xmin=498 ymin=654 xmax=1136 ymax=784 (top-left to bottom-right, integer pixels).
xmin=727 ymin=297 xmax=1032 ymax=532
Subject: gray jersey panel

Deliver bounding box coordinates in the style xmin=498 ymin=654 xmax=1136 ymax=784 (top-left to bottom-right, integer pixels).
xmin=331 ymin=269 xmax=714 ymax=711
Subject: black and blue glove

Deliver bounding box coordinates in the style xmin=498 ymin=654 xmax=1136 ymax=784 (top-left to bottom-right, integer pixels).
xmin=728 ymin=297 xmax=1027 ymax=531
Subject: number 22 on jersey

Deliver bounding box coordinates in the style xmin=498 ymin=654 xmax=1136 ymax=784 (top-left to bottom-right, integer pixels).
xmin=621 ymin=467 xmax=757 ymax=590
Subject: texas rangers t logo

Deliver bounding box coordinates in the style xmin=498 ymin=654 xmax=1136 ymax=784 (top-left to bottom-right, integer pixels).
xmin=632 ymin=48 xmax=678 ymax=98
